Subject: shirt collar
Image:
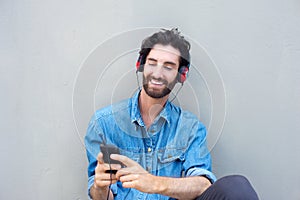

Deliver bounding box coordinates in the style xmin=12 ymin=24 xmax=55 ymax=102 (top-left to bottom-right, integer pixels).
xmin=130 ymin=90 xmax=171 ymax=127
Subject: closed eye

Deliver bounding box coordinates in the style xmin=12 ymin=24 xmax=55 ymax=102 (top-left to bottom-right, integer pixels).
xmin=147 ymin=58 xmax=157 ymax=66
xmin=163 ymin=65 xmax=173 ymax=71
xmin=148 ymin=62 xmax=156 ymax=66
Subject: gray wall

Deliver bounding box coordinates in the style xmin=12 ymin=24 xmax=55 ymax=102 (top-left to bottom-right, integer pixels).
xmin=1 ymin=0 xmax=299 ymax=199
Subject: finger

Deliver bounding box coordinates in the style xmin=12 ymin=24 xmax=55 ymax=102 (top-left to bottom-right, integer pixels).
xmin=96 ymin=163 xmax=121 ymax=174
xmin=118 ymin=174 xmax=138 ymax=189
xmin=96 ymin=163 xmax=117 ymax=174
xmin=115 ymin=168 xmax=130 ymax=179
xmin=102 ymin=163 xmax=122 ymax=172
xmin=95 ymin=168 xmax=119 ymax=184
xmin=94 ymin=171 xmax=118 ymax=188
xmin=96 ymin=172 xmax=118 ymax=181
xmin=122 ymin=181 xmax=136 ymax=188
xmin=97 ymin=152 xmax=104 ymax=164
xmin=94 ymin=179 xmax=118 ymax=188
xmin=115 ymin=167 xmax=143 ymax=179
xmin=119 ymin=174 xmax=139 ymax=183
xmin=105 ymin=163 xmax=122 ymax=170
xmin=110 ymin=154 xmax=137 ymax=167
xmin=121 ymin=179 xmax=137 ymax=189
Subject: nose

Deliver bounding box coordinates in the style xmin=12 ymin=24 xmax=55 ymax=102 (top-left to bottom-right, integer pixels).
xmin=151 ymin=64 xmax=164 ymax=79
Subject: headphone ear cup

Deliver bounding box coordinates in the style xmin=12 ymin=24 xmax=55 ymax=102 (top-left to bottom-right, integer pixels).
xmin=178 ymin=66 xmax=189 ymax=83
xmin=136 ymin=55 xmax=144 ymax=72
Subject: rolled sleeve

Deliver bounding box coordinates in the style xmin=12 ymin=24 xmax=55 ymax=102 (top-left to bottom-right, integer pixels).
xmin=183 ymin=121 xmax=217 ymax=183
xmin=84 ymin=113 xmax=103 ymax=198
xmin=186 ymin=167 xmax=217 ymax=183
xmin=87 ymin=175 xmax=95 ymax=199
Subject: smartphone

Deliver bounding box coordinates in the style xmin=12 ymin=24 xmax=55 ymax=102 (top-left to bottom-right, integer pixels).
xmin=100 ymin=144 xmax=123 ymax=174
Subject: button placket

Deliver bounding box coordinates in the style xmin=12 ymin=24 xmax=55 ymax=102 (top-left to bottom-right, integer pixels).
xmin=145 ymin=137 xmax=153 ymax=173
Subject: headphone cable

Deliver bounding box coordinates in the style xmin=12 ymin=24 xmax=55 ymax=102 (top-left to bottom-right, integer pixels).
xmin=135 ymin=71 xmax=141 ymax=91
xmin=169 ymin=83 xmax=183 ymax=103
xmin=105 ymin=149 xmax=113 ymax=200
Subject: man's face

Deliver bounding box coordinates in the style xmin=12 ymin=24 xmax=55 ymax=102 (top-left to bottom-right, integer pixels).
xmin=142 ymin=44 xmax=180 ymax=99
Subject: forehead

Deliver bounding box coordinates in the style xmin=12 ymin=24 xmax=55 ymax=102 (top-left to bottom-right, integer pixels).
xmin=147 ymin=44 xmax=180 ymax=64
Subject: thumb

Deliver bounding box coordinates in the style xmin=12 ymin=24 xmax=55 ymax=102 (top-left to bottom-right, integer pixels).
xmin=97 ymin=152 xmax=104 ymax=164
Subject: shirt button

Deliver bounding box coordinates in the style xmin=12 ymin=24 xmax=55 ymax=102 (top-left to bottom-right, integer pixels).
xmin=148 ymin=147 xmax=152 ymax=152
xmin=150 ymin=129 xmax=155 ymax=133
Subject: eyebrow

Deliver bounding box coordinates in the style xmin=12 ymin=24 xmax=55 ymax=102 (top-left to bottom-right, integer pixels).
xmin=147 ymin=57 xmax=177 ymax=66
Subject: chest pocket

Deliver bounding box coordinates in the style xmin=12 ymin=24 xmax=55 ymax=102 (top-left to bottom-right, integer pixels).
xmin=158 ymin=148 xmax=185 ymax=162
xmin=157 ymin=147 xmax=185 ymax=177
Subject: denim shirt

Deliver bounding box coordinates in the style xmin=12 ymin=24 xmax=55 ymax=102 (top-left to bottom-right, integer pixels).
xmin=85 ymin=91 xmax=216 ymax=200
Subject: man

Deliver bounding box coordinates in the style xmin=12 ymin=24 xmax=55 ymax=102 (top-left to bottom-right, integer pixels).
xmin=85 ymin=28 xmax=259 ymax=200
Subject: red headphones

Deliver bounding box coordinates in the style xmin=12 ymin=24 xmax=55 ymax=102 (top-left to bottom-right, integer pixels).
xmin=136 ymin=54 xmax=189 ymax=83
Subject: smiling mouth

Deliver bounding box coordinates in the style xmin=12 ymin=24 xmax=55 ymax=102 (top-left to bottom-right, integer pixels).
xmin=150 ymin=79 xmax=164 ymax=85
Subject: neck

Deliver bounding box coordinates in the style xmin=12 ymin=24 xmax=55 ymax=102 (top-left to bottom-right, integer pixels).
xmin=139 ymin=89 xmax=168 ymax=128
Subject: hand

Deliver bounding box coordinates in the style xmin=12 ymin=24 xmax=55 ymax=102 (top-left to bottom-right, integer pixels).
xmin=111 ymin=154 xmax=159 ymax=194
xmin=93 ymin=152 xmax=122 ymax=190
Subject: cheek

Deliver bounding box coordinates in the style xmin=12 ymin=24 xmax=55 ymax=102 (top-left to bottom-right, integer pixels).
xmin=167 ymin=71 xmax=178 ymax=82
xmin=142 ymin=67 xmax=151 ymax=76
xmin=142 ymin=72 xmax=150 ymax=82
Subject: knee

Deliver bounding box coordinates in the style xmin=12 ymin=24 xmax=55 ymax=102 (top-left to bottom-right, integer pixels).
xmin=220 ymin=175 xmax=249 ymax=186
xmin=214 ymin=175 xmax=259 ymax=200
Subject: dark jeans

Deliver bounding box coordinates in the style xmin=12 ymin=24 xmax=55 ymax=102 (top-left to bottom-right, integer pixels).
xmin=196 ymin=175 xmax=259 ymax=200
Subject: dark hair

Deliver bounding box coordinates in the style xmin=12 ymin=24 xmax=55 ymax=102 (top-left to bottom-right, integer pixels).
xmin=139 ymin=28 xmax=191 ymax=68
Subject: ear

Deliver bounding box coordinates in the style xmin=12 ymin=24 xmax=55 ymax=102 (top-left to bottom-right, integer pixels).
xmin=136 ymin=54 xmax=144 ymax=72
xmin=177 ymin=66 xmax=189 ymax=83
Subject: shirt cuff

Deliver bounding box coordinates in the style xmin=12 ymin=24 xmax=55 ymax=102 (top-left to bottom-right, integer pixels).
xmin=87 ymin=175 xmax=95 ymax=199
xmin=186 ymin=167 xmax=217 ymax=183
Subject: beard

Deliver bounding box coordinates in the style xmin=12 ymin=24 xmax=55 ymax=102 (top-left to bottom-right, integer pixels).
xmin=142 ymin=74 xmax=177 ymax=99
